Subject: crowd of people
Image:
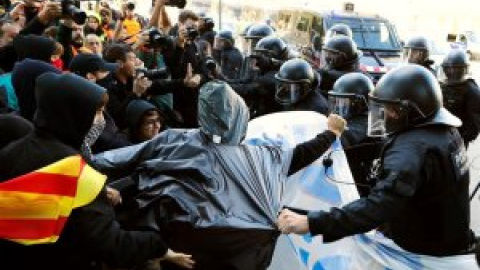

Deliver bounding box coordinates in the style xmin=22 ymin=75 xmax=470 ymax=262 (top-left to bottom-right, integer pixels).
xmin=1 ymin=0 xmax=480 ymax=269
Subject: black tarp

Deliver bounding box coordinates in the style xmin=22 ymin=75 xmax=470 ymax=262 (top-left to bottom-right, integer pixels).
xmin=94 ymin=81 xmax=293 ymax=269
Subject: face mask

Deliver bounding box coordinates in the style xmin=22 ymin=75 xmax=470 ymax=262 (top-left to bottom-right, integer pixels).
xmin=80 ymin=116 xmax=106 ymax=158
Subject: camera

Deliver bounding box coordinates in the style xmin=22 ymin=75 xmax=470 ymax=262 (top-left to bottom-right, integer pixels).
xmin=186 ymin=26 xmax=199 ymax=41
xmin=205 ymin=56 xmax=217 ymax=71
xmin=136 ymin=67 xmax=169 ymax=80
xmin=56 ymin=0 xmax=86 ymax=25
xmin=144 ymin=27 xmax=174 ymax=49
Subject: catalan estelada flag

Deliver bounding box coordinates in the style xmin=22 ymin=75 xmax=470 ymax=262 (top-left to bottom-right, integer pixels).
xmin=0 ymin=155 xmax=106 ymax=245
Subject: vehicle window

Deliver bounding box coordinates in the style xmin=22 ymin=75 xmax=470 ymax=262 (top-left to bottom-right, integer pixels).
xmin=329 ymin=18 xmax=401 ymax=51
xmin=297 ymin=16 xmax=310 ymax=32
xmin=460 ymin=35 xmax=467 ymax=43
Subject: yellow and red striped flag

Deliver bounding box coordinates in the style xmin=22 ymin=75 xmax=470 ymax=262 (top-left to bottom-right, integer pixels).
xmin=0 ymin=155 xmax=106 ymax=245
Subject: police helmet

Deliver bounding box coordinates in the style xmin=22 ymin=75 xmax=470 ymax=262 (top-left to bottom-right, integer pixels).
xmin=253 ymin=36 xmax=288 ymax=60
xmin=322 ymin=36 xmax=360 ymax=69
xmin=438 ymin=49 xmax=470 ymax=85
xmin=244 ymin=24 xmax=275 ymax=55
xmin=245 ymin=24 xmax=275 ymax=40
xmin=274 ymin=58 xmax=316 ymax=105
xmin=216 ymin=29 xmax=235 ymax=46
xmin=368 ymin=64 xmax=460 ymax=137
xmin=328 ymin=73 xmax=374 ymax=118
xmin=326 ymin=23 xmax=353 ymax=41
xmin=403 ymin=36 xmax=431 ymax=64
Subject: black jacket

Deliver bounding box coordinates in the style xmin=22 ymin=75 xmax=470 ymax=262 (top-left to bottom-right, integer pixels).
xmin=0 ymin=73 xmax=167 ymax=269
xmin=341 ymin=114 xmax=384 ymax=197
xmin=441 ymin=79 xmax=480 ymax=147
xmin=230 ymin=69 xmax=277 ymax=119
xmin=213 ymin=47 xmax=244 ymax=80
xmin=308 ymin=125 xmax=471 ymax=256
xmin=163 ymin=41 xmax=207 ymax=128
xmin=0 ymin=16 xmax=49 ymax=72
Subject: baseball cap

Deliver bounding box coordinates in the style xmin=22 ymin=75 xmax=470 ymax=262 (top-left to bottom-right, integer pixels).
xmin=69 ymin=53 xmax=118 ymax=77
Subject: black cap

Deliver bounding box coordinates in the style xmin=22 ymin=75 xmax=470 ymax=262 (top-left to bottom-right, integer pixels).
xmin=69 ymin=53 xmax=118 ymax=77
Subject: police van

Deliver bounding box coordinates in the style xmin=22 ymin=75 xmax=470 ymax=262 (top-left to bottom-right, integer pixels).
xmin=271 ymin=9 xmax=403 ymax=82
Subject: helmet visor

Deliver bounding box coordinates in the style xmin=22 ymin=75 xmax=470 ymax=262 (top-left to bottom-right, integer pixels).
xmin=323 ymin=50 xmax=346 ymax=69
xmin=328 ymin=95 xmax=354 ymax=118
xmin=438 ymin=65 xmax=469 ymax=85
xmin=368 ymin=99 xmax=406 ymax=137
xmin=275 ymin=82 xmax=305 ymax=105
xmin=403 ymin=48 xmax=427 ymax=64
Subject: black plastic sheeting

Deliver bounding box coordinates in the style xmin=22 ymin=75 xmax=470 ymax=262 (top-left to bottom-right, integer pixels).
xmin=93 ymin=81 xmax=294 ymax=269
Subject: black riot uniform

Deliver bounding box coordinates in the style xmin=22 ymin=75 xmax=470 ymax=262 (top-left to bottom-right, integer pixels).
xmin=308 ymin=65 xmax=474 ymax=256
xmin=238 ymin=24 xmax=275 ymax=80
xmin=328 ymin=72 xmax=382 ymax=197
xmin=439 ymin=49 xmax=480 ymax=147
xmin=317 ymin=36 xmax=366 ymax=97
xmin=403 ymin=36 xmax=436 ymax=74
xmin=228 ymin=36 xmax=287 ymax=118
xmin=212 ymin=30 xmax=243 ymax=80
xmin=273 ymin=58 xmax=329 ymax=115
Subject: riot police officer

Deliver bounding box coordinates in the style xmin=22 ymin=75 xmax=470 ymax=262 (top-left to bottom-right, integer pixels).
xmin=403 ymin=36 xmax=435 ymax=73
xmin=318 ymin=35 xmax=365 ymax=97
xmin=438 ymin=49 xmax=480 ymax=147
xmin=212 ymin=29 xmax=243 ymax=80
xmin=243 ymin=24 xmax=275 ymax=56
xmin=239 ymin=24 xmax=275 ymax=80
xmin=328 ymin=72 xmax=382 ymax=197
xmin=278 ymin=64 xmax=475 ymax=257
xmin=229 ymin=36 xmax=288 ymax=118
xmin=273 ymin=58 xmax=328 ymax=115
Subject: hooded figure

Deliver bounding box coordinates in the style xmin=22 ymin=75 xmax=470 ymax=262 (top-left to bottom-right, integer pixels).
xmin=93 ymin=81 xmax=344 ymax=270
xmin=11 ymin=59 xmax=61 ymax=121
xmin=125 ymin=99 xmax=164 ymax=144
xmin=13 ymin=34 xmax=56 ymax=63
xmin=0 ymin=114 xmax=33 ymax=149
xmin=0 ymin=73 xmax=171 ymax=270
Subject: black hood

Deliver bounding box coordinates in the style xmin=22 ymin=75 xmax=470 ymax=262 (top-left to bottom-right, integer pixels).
xmin=126 ymin=99 xmax=158 ymax=132
xmin=0 ymin=114 xmax=33 ymax=149
xmin=13 ymin=34 xmax=56 ymax=63
xmin=11 ymin=59 xmax=61 ymax=121
xmin=34 ymin=73 xmax=106 ymax=150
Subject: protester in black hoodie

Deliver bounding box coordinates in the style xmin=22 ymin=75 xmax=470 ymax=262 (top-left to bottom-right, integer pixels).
xmin=11 ymin=58 xmax=60 ymax=121
xmin=0 ymin=73 xmax=194 ymax=270
xmin=0 ymin=1 xmax=61 ymax=72
xmin=126 ymin=99 xmax=164 ymax=144
xmin=0 ymin=113 xmax=33 ymax=148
